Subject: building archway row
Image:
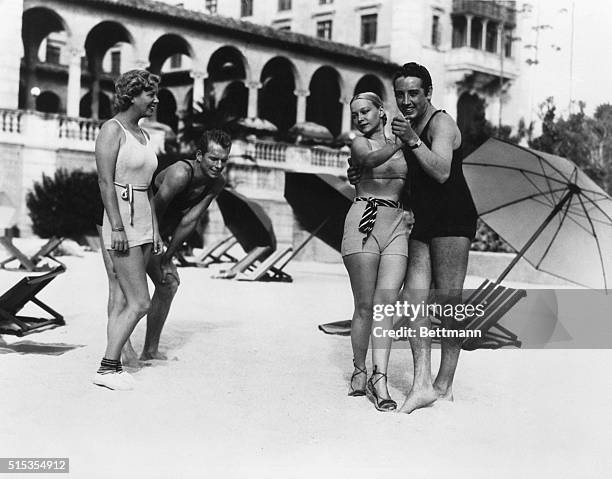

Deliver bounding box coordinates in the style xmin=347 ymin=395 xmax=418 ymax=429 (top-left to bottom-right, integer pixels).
xmin=21 ymin=1 xmax=397 ymax=135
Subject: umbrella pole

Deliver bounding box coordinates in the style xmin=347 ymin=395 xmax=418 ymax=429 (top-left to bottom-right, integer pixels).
xmin=276 ymin=217 xmax=330 ymax=271
xmin=496 ymin=189 xmax=574 ymax=284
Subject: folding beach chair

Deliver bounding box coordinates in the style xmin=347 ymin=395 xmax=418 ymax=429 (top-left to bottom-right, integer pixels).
xmin=445 ymin=279 xmax=526 ymax=350
xmin=317 ymin=281 xmax=527 ymax=348
xmin=194 ymin=235 xmax=239 ymax=267
xmin=318 ymin=320 xmax=351 ymax=336
xmin=236 ymin=246 xmax=294 ymax=282
xmin=0 ymin=236 xmax=64 ymax=271
xmin=0 ymin=265 xmax=66 ymax=336
xmin=174 ymin=236 xmax=239 ymax=268
xmin=213 ymin=246 xmax=272 ymax=279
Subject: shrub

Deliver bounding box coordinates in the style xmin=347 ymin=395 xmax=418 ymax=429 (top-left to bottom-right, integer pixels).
xmin=26 ymin=168 xmax=102 ymax=240
xmin=470 ymin=219 xmax=514 ymax=253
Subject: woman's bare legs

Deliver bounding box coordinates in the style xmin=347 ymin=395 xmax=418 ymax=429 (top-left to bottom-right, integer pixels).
xmin=104 ymin=244 xmax=152 ymax=360
xmin=97 ymin=226 xmax=138 ymax=366
xmin=343 ymin=253 xmax=379 ymax=393
xmin=370 ymin=254 xmax=407 ymax=401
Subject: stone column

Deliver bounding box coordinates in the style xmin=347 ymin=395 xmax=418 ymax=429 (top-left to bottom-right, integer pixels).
xmin=190 ymin=70 xmax=206 ymax=108
xmin=294 ymin=88 xmax=309 ymax=124
xmin=89 ymin=56 xmax=103 ymax=120
xmin=497 ymin=23 xmax=504 ymax=55
xmin=0 ymin=0 xmax=23 ymax=109
xmin=466 ymin=14 xmax=473 ymax=48
xmin=66 ymin=47 xmax=83 ymax=117
xmin=481 ymin=19 xmax=489 ymax=51
xmin=246 ymin=80 xmax=262 ymax=118
xmin=340 ymin=96 xmax=352 ymax=133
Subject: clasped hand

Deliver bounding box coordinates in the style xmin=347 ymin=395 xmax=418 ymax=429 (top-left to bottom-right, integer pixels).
xmin=391 ymin=116 xmax=419 ymax=145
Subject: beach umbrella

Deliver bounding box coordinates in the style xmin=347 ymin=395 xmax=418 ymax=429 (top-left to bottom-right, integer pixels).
xmin=284 ymin=172 xmax=353 ymax=252
xmin=464 ymin=138 xmax=612 ymax=290
xmin=216 ymin=187 xmax=277 ymax=253
xmin=227 ymin=117 xmax=278 ymax=138
xmin=288 ymin=122 xmax=334 ymax=145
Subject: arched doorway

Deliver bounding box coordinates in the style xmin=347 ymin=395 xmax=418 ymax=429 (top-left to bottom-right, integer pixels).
xmin=259 ymin=57 xmax=297 ymax=137
xmin=157 ymin=88 xmax=178 ymax=132
xmin=79 ymin=91 xmax=111 ymax=120
xmin=36 ymin=91 xmax=61 ymax=113
xmin=354 ymin=74 xmax=386 ymax=100
xmin=20 ymin=7 xmax=69 ymax=110
xmin=216 ymin=81 xmax=248 ymax=124
xmin=306 ymin=66 xmax=342 ymax=137
xmin=84 ymin=21 xmax=135 ymax=119
xmin=457 ymin=91 xmax=488 ymax=155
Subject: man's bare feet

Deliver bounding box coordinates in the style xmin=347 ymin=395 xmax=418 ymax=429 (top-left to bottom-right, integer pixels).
xmin=398 ymin=385 xmax=438 ymax=414
xmin=434 ymin=384 xmax=454 ymax=401
xmin=140 ymin=350 xmax=168 ymax=361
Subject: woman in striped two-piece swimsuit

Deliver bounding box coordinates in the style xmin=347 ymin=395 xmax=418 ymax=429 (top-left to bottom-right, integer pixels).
xmin=94 ymin=70 xmax=163 ymax=390
xmin=341 ymin=92 xmax=411 ymax=411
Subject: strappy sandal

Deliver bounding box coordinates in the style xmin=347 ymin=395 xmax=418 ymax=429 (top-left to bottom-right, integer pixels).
xmin=366 ymin=366 xmax=397 ymax=412
xmin=348 ymin=361 xmax=367 ymax=397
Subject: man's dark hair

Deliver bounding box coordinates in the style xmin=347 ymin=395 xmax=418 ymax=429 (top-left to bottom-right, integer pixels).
xmin=197 ymin=129 xmax=232 ymax=153
xmin=392 ymin=62 xmax=433 ymax=94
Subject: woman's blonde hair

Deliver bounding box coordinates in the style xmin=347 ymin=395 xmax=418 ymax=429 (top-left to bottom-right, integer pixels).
xmin=350 ymin=92 xmax=387 ymax=125
xmin=114 ymin=69 xmax=160 ymax=112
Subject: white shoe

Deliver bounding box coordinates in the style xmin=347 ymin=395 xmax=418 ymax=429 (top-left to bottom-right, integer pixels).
xmin=93 ymin=372 xmax=134 ymax=391
xmin=117 ymin=370 xmax=136 ymax=386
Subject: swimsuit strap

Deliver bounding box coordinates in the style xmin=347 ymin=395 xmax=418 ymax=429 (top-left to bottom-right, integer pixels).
xmin=177 ymin=159 xmax=195 ymax=184
xmin=419 ymin=110 xmax=444 ymax=140
xmin=109 ymin=118 xmax=148 ymax=145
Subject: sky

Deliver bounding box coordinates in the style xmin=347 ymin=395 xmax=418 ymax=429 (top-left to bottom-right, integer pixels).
xmin=520 ymin=0 xmax=612 ymax=120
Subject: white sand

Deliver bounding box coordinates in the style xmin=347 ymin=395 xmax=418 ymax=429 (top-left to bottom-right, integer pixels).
xmin=1 ymin=252 xmax=611 ymax=478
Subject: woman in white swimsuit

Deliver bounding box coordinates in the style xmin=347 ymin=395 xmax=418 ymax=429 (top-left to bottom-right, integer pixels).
xmin=342 ymin=92 xmax=410 ymax=411
xmin=94 ymin=69 xmax=163 ymax=390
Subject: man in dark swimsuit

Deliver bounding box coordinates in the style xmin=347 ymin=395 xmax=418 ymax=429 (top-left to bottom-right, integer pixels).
xmin=141 ymin=129 xmax=230 ymax=360
xmin=97 ymin=129 xmax=231 ymax=363
xmin=350 ymin=63 xmax=477 ymax=413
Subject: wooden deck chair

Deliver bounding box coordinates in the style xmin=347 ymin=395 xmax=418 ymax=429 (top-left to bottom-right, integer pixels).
xmin=194 ymin=236 xmax=239 ymax=268
xmin=0 ymin=236 xmax=64 ymax=271
xmin=430 ymin=280 xmax=526 ymax=350
xmin=175 ymin=236 xmax=238 ymax=268
xmin=213 ymin=246 xmax=272 ymax=279
xmin=0 ymin=265 xmax=66 ymax=336
xmin=236 ymin=246 xmax=294 ymax=282
xmin=318 ymin=320 xmax=351 ymax=336
xmin=317 ymin=281 xmax=526 ymax=345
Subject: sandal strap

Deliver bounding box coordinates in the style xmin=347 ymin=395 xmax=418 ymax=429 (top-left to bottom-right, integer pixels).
xmin=377 ymin=399 xmax=397 ymax=410
xmin=369 ymin=366 xmax=388 ymax=387
xmin=351 ymin=361 xmax=367 ymax=378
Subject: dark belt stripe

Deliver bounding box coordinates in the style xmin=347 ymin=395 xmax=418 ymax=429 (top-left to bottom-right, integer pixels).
xmin=355 ymin=197 xmax=401 ymax=244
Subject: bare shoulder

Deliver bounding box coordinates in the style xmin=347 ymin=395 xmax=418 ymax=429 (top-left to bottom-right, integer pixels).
xmin=350 ymin=136 xmax=372 ymax=156
xmin=159 ymin=161 xmax=191 ymax=190
xmin=430 ymin=111 xmax=461 ymax=146
xmin=351 ymin=136 xmax=371 ymax=149
xmin=98 ymin=118 xmax=123 ymax=140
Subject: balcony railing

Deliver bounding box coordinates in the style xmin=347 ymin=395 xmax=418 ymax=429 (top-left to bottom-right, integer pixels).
xmin=59 ymin=116 xmax=101 ymax=141
xmin=246 ymin=139 xmax=288 ymax=165
xmin=0 ymin=108 xmax=349 ymax=175
xmin=0 ymin=109 xmax=22 ymax=134
xmin=452 ymin=0 xmax=516 ymax=26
